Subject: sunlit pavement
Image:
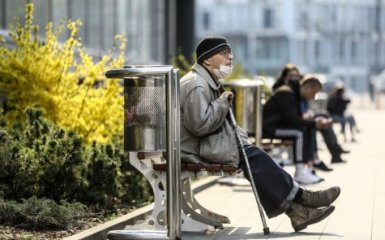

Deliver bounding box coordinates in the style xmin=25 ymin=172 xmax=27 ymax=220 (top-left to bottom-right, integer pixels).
xmin=183 ymin=96 xmax=385 ymax=239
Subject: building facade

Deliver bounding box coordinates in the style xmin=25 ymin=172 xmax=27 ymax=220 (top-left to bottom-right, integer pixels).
xmin=196 ymin=0 xmax=385 ymax=92
xmin=0 ymin=0 xmax=171 ymax=64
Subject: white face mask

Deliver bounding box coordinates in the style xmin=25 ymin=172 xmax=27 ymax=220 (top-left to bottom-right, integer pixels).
xmin=213 ymin=64 xmax=233 ymax=79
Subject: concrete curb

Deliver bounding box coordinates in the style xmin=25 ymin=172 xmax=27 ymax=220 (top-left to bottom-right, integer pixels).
xmin=64 ymin=176 xmax=222 ymax=240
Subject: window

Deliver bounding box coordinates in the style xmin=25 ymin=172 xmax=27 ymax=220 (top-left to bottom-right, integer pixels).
xmin=203 ymin=12 xmax=210 ymax=30
xmin=298 ymin=10 xmax=308 ymax=30
xmin=87 ymin=0 xmax=102 ymax=48
xmin=256 ymin=37 xmax=288 ymax=61
xmin=0 ymin=0 xmax=6 ymax=28
xmin=33 ymin=0 xmax=51 ymax=36
xmin=315 ymin=40 xmax=320 ymax=62
xmin=5 ymin=0 xmax=27 ymax=29
xmin=339 ymin=39 xmax=345 ymax=63
xmin=68 ymin=0 xmax=86 ymax=44
xmin=351 ymin=41 xmax=356 ymax=63
xmin=102 ymin=0 xmax=116 ymax=50
xmin=263 ymin=8 xmax=273 ymax=28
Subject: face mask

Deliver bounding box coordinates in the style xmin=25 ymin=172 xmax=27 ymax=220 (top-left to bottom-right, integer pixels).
xmin=213 ymin=64 xmax=233 ymax=79
xmin=287 ymin=78 xmax=298 ymax=83
xmin=287 ymin=79 xmax=299 ymax=87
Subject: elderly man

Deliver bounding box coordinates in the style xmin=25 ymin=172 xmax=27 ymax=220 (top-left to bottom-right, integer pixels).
xmin=179 ymin=35 xmax=340 ymax=232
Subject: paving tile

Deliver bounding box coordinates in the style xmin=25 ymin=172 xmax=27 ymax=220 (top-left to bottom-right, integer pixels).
xmin=181 ymin=109 xmax=385 ymax=239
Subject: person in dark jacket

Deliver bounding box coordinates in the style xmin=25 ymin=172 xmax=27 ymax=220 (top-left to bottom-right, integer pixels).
xmin=327 ymin=85 xmax=359 ymax=143
xmin=180 ymin=36 xmax=340 ymax=232
xmin=263 ymin=76 xmax=332 ymax=184
xmin=272 ymin=63 xmax=302 ymax=91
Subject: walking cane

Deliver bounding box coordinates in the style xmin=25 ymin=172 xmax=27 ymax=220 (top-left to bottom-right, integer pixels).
xmin=225 ymin=92 xmax=270 ymax=235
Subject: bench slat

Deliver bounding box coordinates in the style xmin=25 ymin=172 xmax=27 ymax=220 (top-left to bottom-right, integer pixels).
xmin=152 ymin=163 xmax=239 ymax=173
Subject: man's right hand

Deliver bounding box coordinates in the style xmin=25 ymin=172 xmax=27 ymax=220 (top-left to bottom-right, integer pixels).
xmin=220 ymin=91 xmax=234 ymax=103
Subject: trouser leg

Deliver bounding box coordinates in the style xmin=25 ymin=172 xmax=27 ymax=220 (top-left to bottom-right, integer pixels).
xmin=345 ymin=115 xmax=356 ymax=139
xmin=319 ymin=127 xmax=342 ymax=158
xmin=238 ymin=145 xmax=298 ymax=218
xmin=309 ymin=129 xmax=318 ymax=159
xmin=274 ymin=127 xmax=312 ymax=163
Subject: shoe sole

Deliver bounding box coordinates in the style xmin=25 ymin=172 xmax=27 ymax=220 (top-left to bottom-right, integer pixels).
xmin=314 ymin=166 xmax=333 ymax=172
xmin=294 ymin=205 xmax=335 ymax=232
xmin=295 ymin=179 xmax=323 ymax=185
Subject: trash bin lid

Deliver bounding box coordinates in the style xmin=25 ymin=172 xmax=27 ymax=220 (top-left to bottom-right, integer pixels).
xmin=221 ymin=78 xmax=263 ymax=88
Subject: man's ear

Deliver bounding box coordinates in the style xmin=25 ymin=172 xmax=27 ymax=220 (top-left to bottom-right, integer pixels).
xmin=203 ymin=58 xmax=211 ymax=66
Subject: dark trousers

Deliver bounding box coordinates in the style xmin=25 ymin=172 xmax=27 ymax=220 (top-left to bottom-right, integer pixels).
xmin=319 ymin=127 xmax=343 ymax=159
xmin=238 ymin=145 xmax=298 ymax=218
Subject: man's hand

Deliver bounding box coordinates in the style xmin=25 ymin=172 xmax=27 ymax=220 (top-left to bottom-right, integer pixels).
xmin=220 ymin=91 xmax=234 ymax=103
xmin=315 ymin=116 xmax=332 ymax=129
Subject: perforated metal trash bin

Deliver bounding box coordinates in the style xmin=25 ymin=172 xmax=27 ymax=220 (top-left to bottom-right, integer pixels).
xmin=124 ymin=75 xmax=166 ymax=152
xmin=105 ymin=65 xmax=181 ymax=240
xmin=222 ymin=79 xmax=263 ymax=145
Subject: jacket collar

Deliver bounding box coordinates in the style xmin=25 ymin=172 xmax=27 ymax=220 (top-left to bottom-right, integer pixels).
xmin=192 ymin=63 xmax=221 ymax=91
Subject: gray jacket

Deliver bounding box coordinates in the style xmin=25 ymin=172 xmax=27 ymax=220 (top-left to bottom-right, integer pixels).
xmin=180 ymin=63 xmax=249 ymax=165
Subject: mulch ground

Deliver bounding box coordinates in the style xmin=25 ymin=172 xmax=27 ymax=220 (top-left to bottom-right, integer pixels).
xmin=0 ymin=218 xmax=100 ymax=240
xmin=0 ymin=208 xmax=132 ymax=240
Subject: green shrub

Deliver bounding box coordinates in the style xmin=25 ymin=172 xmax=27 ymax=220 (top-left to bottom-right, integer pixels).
xmin=0 ymin=108 xmax=152 ymax=208
xmin=0 ymin=197 xmax=87 ymax=230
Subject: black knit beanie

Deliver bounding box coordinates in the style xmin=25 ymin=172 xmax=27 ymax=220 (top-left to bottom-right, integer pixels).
xmin=196 ymin=36 xmax=231 ymax=63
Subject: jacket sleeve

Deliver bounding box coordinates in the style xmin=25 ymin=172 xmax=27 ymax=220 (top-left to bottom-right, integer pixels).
xmin=183 ymin=86 xmax=230 ymax=137
xmin=274 ymin=91 xmax=316 ymax=128
xmin=327 ymin=96 xmax=337 ymax=114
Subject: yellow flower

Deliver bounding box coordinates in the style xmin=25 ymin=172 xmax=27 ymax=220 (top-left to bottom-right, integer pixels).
xmin=0 ymin=2 xmax=126 ymax=144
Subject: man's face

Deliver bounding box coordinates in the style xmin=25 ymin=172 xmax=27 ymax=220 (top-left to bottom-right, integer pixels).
xmin=301 ymin=84 xmax=321 ymax=100
xmin=204 ymin=48 xmax=233 ymax=72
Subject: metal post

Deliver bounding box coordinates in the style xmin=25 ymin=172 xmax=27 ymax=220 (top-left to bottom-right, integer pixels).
xmin=173 ymin=69 xmax=182 ymax=239
xmin=254 ymin=81 xmax=263 ymax=147
xmin=166 ymin=68 xmax=182 ymax=240
xmin=228 ymin=105 xmax=270 ymax=235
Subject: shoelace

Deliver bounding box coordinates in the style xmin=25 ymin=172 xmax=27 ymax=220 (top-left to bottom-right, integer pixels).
xmin=302 ymin=189 xmax=323 ymax=202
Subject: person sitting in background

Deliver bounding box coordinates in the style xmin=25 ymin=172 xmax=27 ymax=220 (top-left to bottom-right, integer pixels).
xmin=263 ymin=75 xmax=331 ymax=184
xmin=271 ymin=64 xmax=339 ymax=170
xmin=327 ymin=85 xmax=359 ymax=142
xmin=300 ymin=101 xmax=333 ymax=172
xmin=272 ymin=63 xmax=302 ymax=91
xmin=272 ymin=64 xmax=349 ymax=165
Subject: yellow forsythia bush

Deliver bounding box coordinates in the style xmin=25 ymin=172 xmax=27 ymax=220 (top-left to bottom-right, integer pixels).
xmin=0 ymin=3 xmax=125 ymax=143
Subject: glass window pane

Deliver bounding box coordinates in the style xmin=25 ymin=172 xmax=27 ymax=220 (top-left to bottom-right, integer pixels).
xmin=5 ymin=0 xmax=27 ymax=27
xmin=102 ymin=0 xmax=115 ymax=50
xmin=87 ymin=0 xmax=101 ymax=48
xmin=32 ymin=0 xmax=50 ymax=36
xmin=68 ymin=0 xmax=86 ymax=44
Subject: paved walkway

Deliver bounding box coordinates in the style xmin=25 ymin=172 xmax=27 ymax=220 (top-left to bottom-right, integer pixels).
xmin=183 ymin=107 xmax=385 ymax=240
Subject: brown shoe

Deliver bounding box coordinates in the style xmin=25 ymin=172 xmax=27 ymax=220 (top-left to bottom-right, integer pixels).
xmin=300 ymin=186 xmax=340 ymax=208
xmin=287 ymin=203 xmax=335 ymax=232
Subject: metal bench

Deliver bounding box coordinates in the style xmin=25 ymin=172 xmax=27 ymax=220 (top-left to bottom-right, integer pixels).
xmin=124 ymin=151 xmax=241 ymax=233
xmin=260 ymin=138 xmax=294 ymax=166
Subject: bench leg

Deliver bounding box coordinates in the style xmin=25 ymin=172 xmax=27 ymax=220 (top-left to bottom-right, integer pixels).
xmin=126 ymin=158 xmax=168 ymax=231
xmin=127 ymin=154 xmax=218 ymax=232
xmin=182 ymin=177 xmax=230 ymax=225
